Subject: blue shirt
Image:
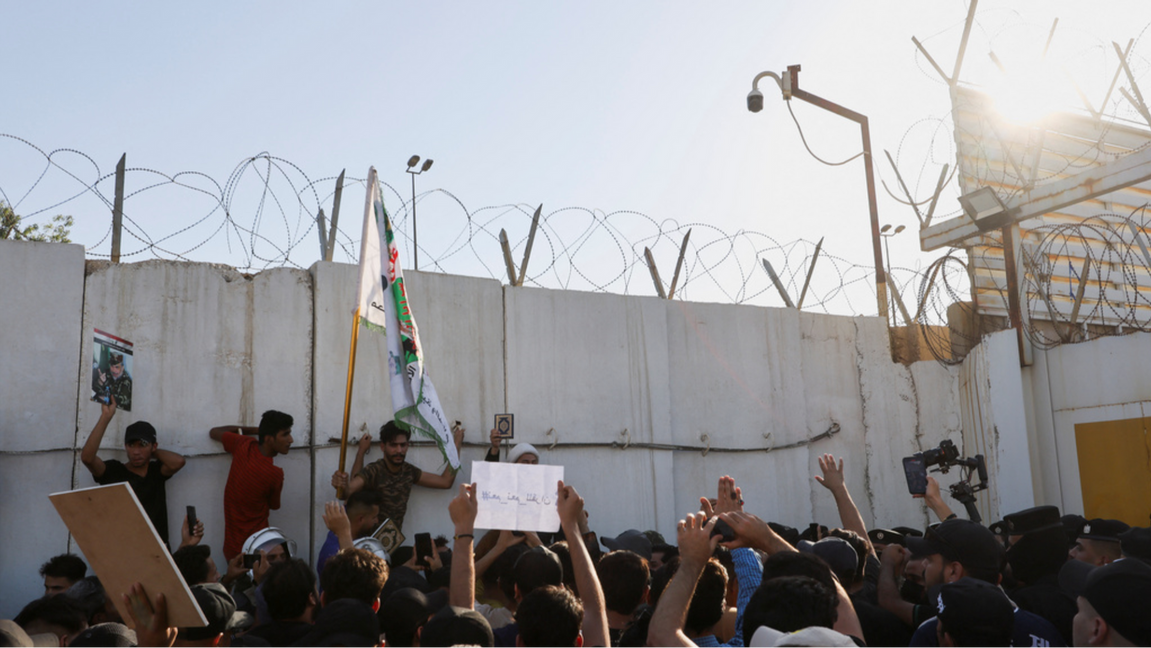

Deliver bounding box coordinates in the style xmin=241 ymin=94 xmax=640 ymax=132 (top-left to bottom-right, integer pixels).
xmin=316 ymin=530 xmax=341 ymax=585
xmin=691 ymin=548 xmax=763 ymax=648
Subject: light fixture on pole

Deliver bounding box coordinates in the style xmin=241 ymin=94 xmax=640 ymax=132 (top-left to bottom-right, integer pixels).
xmin=406 ymin=155 xmax=434 ymax=271
xmin=957 ymin=186 xmax=1014 ymax=232
xmin=880 ymin=225 xmax=906 ymax=326
xmin=746 ymin=64 xmax=888 ymax=321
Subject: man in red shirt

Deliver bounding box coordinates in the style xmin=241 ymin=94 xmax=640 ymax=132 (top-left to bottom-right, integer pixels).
xmin=209 ymin=410 xmax=294 ymax=560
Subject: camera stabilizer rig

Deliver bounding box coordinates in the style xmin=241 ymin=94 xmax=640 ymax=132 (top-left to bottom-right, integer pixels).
xmin=916 ymin=439 xmax=990 ymax=523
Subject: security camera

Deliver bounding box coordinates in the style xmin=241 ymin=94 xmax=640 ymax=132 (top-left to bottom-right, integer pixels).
xmin=747 ymin=89 xmax=764 ymax=113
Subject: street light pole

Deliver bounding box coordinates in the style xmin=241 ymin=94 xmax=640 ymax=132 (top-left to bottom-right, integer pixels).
xmin=747 ymin=64 xmax=889 ymax=321
xmin=405 ymin=155 xmax=434 ymax=271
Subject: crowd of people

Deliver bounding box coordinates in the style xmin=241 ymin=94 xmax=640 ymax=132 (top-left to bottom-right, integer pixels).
xmin=4 ymin=407 xmax=1151 ymax=647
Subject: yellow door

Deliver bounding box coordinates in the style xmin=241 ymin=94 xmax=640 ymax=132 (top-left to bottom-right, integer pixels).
xmin=1074 ymin=417 xmax=1151 ymax=526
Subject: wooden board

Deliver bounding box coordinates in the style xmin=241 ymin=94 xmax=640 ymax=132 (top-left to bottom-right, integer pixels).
xmin=49 ymin=483 xmax=206 ymax=628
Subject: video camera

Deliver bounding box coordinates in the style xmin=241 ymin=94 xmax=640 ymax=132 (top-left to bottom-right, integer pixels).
xmin=902 ymin=439 xmax=990 ymax=522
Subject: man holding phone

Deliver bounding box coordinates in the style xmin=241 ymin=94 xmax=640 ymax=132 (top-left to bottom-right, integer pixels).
xmin=331 ymin=420 xmax=465 ymax=531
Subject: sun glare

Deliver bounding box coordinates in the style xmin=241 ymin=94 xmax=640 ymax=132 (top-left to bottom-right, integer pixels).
xmin=987 ymin=55 xmax=1079 ymax=125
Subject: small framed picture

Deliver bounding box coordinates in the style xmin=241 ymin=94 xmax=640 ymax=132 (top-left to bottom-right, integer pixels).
xmin=494 ymin=413 xmax=514 ymax=440
xmin=372 ymin=518 xmax=405 ymax=555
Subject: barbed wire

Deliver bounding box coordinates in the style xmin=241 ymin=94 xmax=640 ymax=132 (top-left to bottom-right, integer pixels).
xmin=911 ymin=209 xmax=1151 ymax=364
xmin=8 ymin=131 xmax=1151 ymax=367
xmin=1 ymin=133 xmax=935 ymax=320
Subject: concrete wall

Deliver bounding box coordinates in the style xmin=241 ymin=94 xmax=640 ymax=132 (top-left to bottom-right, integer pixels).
xmin=0 ymin=239 xmax=86 ymax=615
xmin=1026 ymin=332 xmax=1151 ymax=514
xmin=954 ymin=328 xmax=1151 ymax=523
xmin=1 ymin=246 xmax=1042 ymax=619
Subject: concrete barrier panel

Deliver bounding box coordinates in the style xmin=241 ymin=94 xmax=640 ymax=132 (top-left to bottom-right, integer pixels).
xmin=77 ymin=262 xmax=313 ymax=457
xmin=539 ymin=447 xmax=660 ymax=540
xmin=665 ymin=301 xmax=783 ymax=449
xmin=0 ymin=452 xmax=78 ymax=618
xmin=671 ymin=444 xmax=816 ymax=536
xmin=854 ymin=316 xmax=931 ymax=527
xmin=796 ymin=314 xmax=866 ymax=446
xmin=505 ymin=287 xmax=667 ymax=447
xmin=0 ymin=240 xmax=85 ymax=452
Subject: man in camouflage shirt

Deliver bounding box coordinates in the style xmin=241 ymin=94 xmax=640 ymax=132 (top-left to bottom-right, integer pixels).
xmin=331 ymin=420 xmax=464 ymax=531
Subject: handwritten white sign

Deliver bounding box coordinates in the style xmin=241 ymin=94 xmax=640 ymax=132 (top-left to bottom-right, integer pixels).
xmin=472 ymin=460 xmax=565 ymax=532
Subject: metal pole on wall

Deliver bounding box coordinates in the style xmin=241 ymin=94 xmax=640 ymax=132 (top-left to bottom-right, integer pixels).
xmin=785 ymin=65 xmax=887 ymax=322
xmin=406 ymin=156 xmax=434 ymax=271
xmin=325 ymin=169 xmax=345 ymax=262
xmin=111 ymin=154 xmax=125 ymax=263
xmin=410 ymin=171 xmax=418 ymax=271
xmin=746 ymin=66 xmax=888 ymax=321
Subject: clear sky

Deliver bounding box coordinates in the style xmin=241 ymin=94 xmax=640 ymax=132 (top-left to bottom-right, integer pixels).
xmin=4 ymin=1 xmax=1150 ymax=312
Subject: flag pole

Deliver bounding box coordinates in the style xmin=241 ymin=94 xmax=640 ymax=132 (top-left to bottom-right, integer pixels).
xmin=336 ymin=307 xmax=361 ymax=499
xmin=337 ymin=166 xmax=381 ymax=498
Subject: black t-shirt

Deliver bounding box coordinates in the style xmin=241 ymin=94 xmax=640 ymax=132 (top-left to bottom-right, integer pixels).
xmin=1011 ymin=575 xmax=1077 ymax=646
xmin=852 ymin=592 xmax=912 ymax=647
xmin=97 ymin=459 xmax=171 ymax=548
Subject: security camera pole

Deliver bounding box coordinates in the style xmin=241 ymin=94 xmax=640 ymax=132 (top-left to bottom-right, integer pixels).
xmin=747 ymin=64 xmax=888 ymax=322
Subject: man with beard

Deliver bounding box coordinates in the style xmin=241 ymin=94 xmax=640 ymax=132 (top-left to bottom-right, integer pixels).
xmin=331 ymin=420 xmax=464 ymax=531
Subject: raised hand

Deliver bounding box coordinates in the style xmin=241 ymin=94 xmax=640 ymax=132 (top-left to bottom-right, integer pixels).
xmin=814 ymin=453 xmax=846 ymax=492
xmin=124 ymin=583 xmax=176 ymax=647
xmin=716 ymin=475 xmax=744 ymax=513
xmin=449 ymin=482 xmax=478 ymax=534
xmin=494 ymin=529 xmax=526 ymax=552
xmin=100 ymin=397 xmax=117 ymax=421
xmin=717 ymin=511 xmax=791 ymax=553
xmin=880 ymin=542 xmax=909 ymax=572
xmin=427 ymin=545 xmax=444 ymax=571
xmin=252 ymin=550 xmax=272 ymax=584
xmin=556 ymin=480 xmax=585 ymax=530
xmin=222 ymin=553 xmax=246 ymax=587
xmin=913 ymin=475 xmax=941 ymax=502
xmin=324 ymin=499 xmax=349 ymax=540
xmin=356 ymin=433 xmax=373 ymax=455
xmin=677 ymin=512 xmax=720 ymax=565
xmin=180 ymin=514 xmax=204 ymax=549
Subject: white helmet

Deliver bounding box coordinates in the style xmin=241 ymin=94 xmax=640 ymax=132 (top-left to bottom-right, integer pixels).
xmin=352 ymin=537 xmax=391 ymax=563
xmin=241 ymin=527 xmax=298 ymax=560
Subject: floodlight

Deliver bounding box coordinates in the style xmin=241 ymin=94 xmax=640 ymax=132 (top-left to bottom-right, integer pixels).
xmin=407 ymin=155 xmax=421 ymax=168
xmin=958 ymin=187 xmax=1014 ymax=231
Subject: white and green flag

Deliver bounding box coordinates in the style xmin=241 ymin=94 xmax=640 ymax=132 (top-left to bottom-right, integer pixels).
xmin=355 ymin=167 xmax=459 ymax=469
